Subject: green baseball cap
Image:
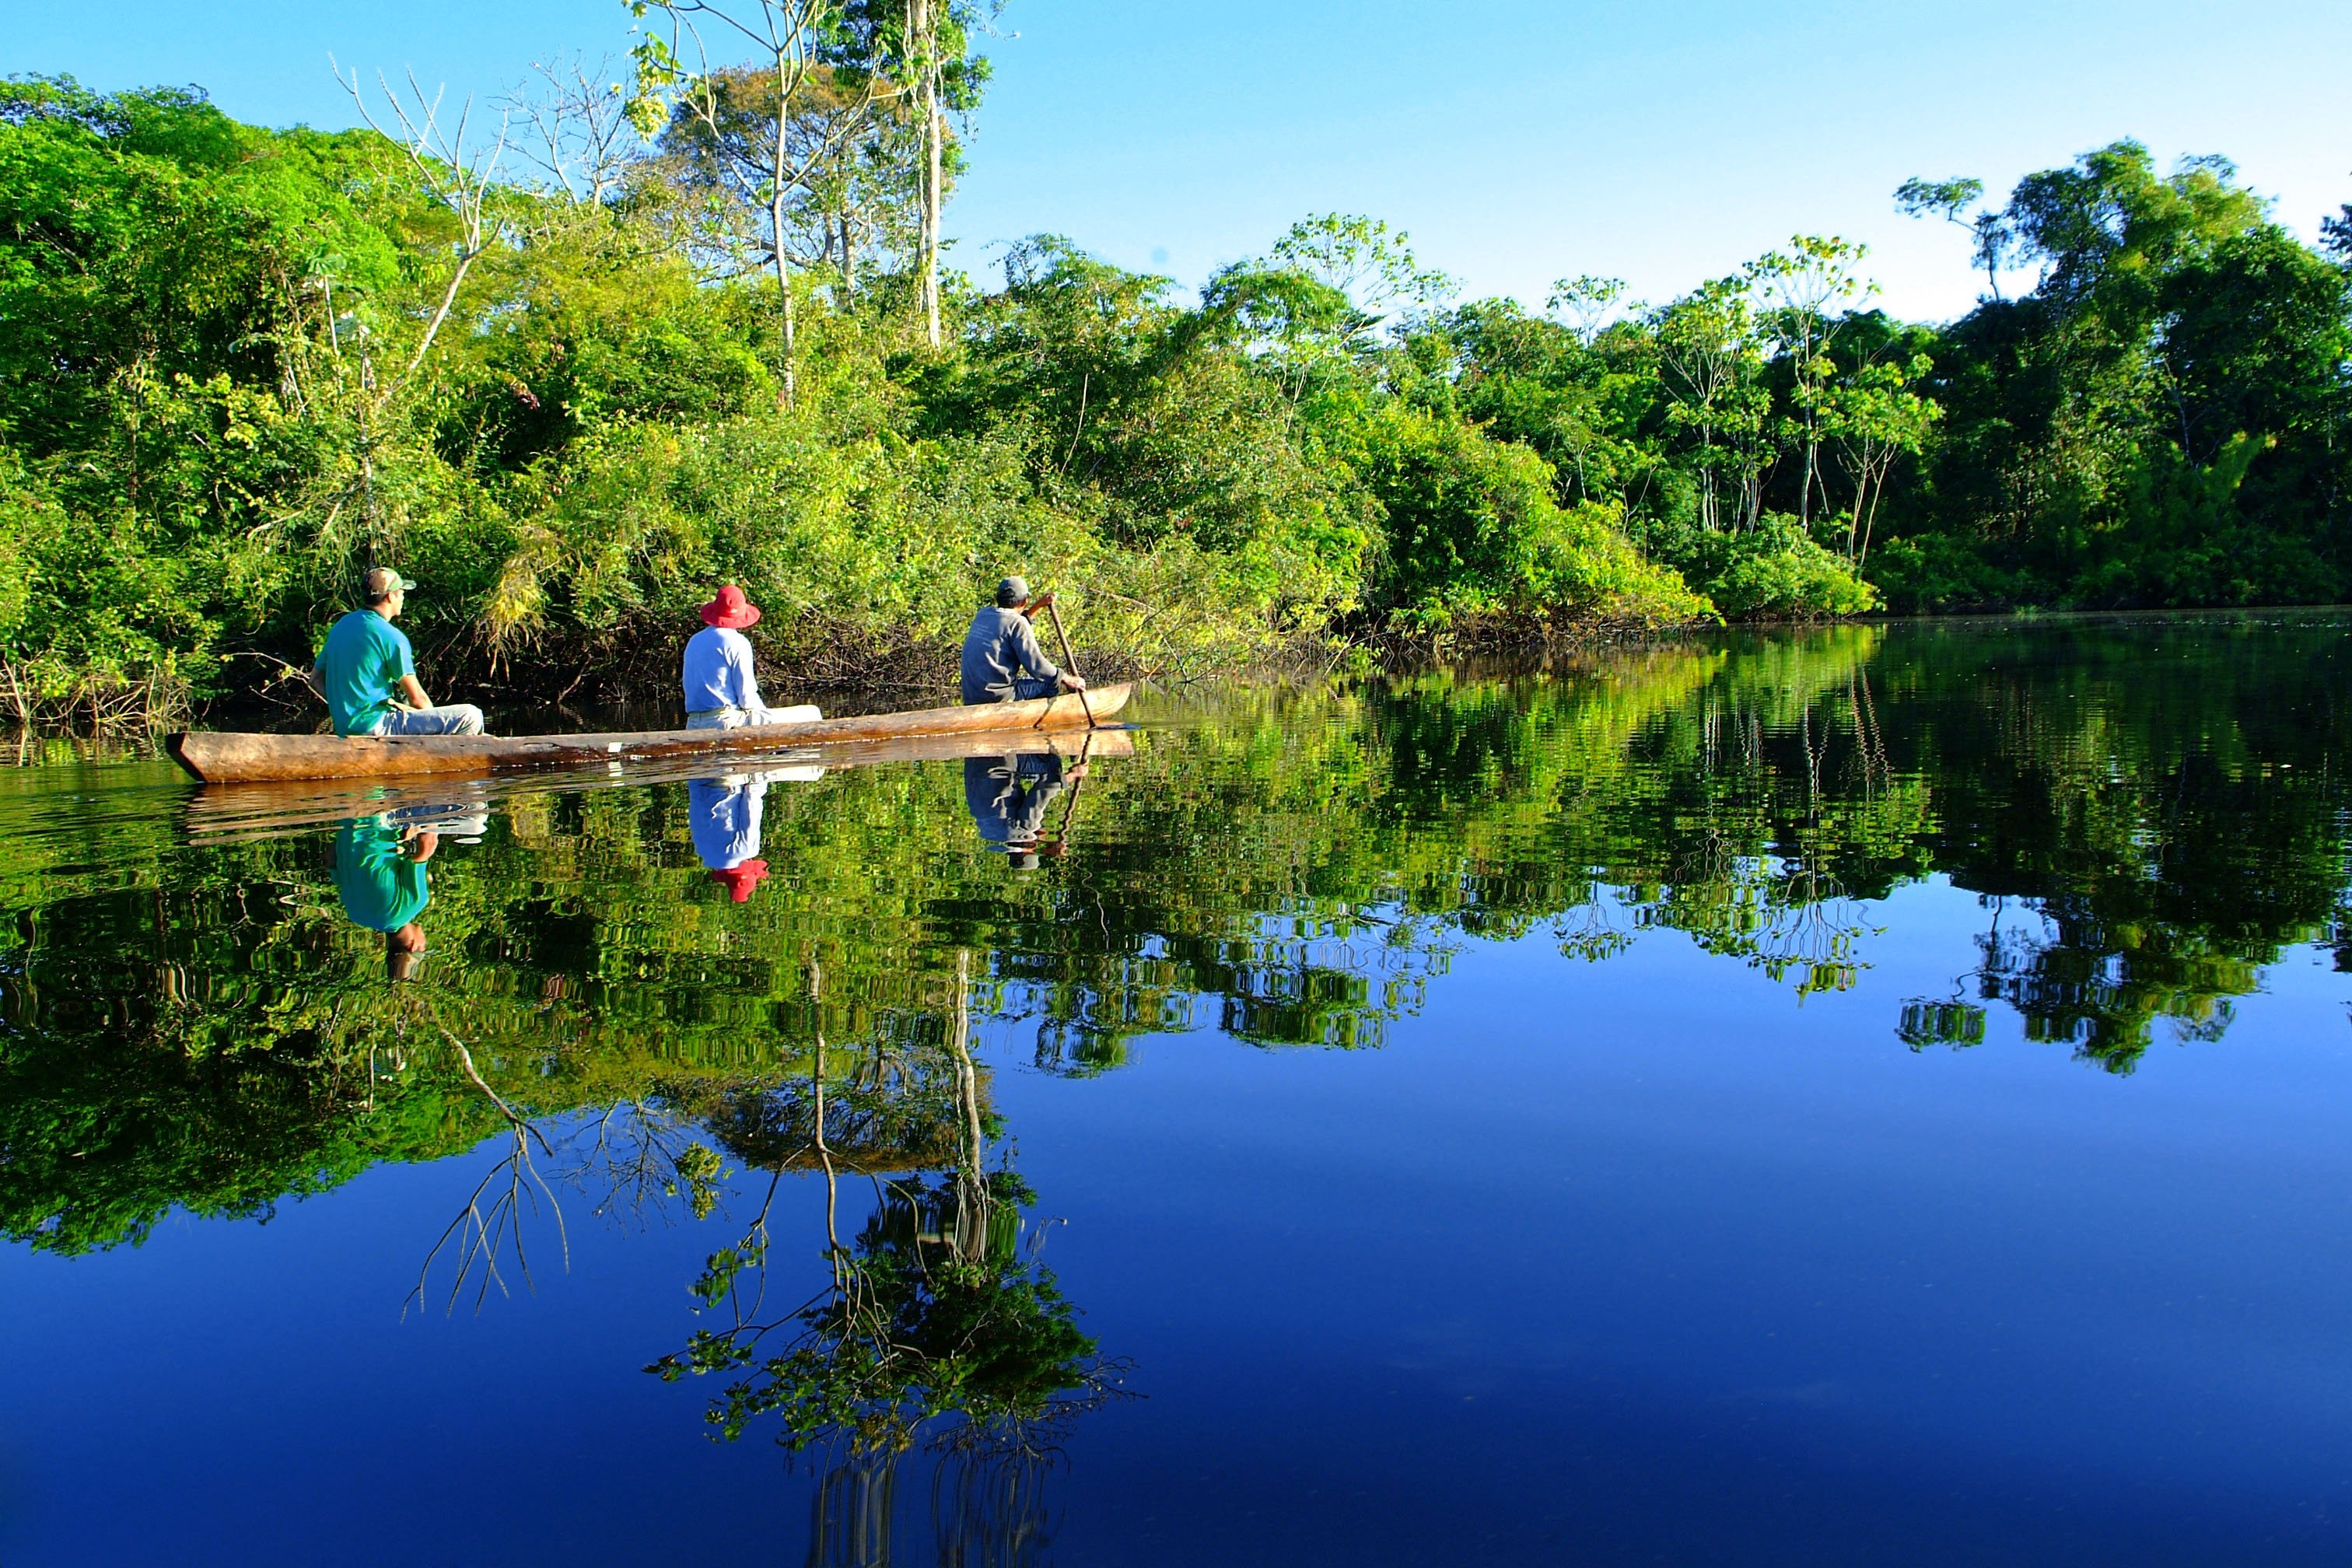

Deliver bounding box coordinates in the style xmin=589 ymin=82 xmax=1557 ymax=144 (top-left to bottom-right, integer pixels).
xmin=363 ymin=567 xmax=417 ymax=600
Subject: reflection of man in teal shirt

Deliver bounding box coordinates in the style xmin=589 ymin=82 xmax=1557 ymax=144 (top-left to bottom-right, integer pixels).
xmin=334 ymin=816 xmax=436 ymax=980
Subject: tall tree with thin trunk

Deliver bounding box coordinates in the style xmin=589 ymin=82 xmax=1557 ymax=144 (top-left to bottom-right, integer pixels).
xmin=629 ymin=0 xmax=885 ymax=406
xmin=908 ymin=0 xmax=943 ymax=344
xmin=1895 ymin=177 xmax=2013 ymax=303
xmin=829 ymin=0 xmax=994 ymax=345
xmin=332 ymin=64 xmax=508 ymax=547
xmin=1654 ymin=277 xmax=1771 ymax=533
xmin=1748 ymin=236 xmax=1871 ymax=530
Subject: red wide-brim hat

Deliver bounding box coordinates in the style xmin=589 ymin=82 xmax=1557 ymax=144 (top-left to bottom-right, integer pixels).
xmin=701 ymin=584 xmax=761 ymax=628
xmin=709 ymin=859 xmax=770 ymax=902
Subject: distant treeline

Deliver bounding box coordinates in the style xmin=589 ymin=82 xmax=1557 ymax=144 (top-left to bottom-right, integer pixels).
xmin=2 ymin=23 xmax=2348 ymax=714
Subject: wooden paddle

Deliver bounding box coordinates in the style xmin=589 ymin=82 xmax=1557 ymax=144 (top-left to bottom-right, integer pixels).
xmin=1045 ymin=728 xmax=1095 ymax=856
xmin=1038 ymin=594 xmax=1097 ymax=728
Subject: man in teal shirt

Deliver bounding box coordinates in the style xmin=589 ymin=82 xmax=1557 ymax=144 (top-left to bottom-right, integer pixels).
xmin=308 ymin=568 xmax=486 ymax=737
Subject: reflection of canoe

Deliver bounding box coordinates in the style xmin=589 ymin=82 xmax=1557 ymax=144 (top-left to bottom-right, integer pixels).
xmin=166 ymin=684 xmax=1132 ymax=784
xmin=183 ymin=726 xmax=1133 ymax=843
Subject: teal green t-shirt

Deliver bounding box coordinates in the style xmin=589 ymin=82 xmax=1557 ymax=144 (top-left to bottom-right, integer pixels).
xmin=316 ymin=609 xmax=415 ymax=737
xmin=334 ymin=816 xmax=430 ymax=933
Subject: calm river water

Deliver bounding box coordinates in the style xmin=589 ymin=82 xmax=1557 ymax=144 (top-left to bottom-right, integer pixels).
xmin=2 ymin=614 xmax=2349 ymax=1564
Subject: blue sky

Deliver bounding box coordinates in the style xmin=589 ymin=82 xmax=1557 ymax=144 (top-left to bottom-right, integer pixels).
xmin=17 ymin=1 xmax=2350 ymax=321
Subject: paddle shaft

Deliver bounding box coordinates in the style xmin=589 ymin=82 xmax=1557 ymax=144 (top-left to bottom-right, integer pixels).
xmin=1052 ymin=728 xmax=1094 ymax=845
xmin=1041 ymin=598 xmax=1097 ymax=728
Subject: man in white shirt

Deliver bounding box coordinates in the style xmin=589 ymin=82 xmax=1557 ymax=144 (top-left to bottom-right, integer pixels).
xmin=680 ymin=584 xmax=819 ymax=730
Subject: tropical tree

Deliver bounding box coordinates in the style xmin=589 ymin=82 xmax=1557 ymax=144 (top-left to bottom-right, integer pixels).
xmin=1822 ymin=351 xmax=1941 ymax=566
xmin=1748 ymin=235 xmax=1873 ymax=529
xmin=1652 ymin=275 xmax=1771 ymax=533
xmin=1895 ymin=176 xmax=2012 ymax=301
xmin=629 ymin=0 xmax=896 ymax=402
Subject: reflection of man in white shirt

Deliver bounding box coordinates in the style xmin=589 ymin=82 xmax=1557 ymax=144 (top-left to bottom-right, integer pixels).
xmin=686 ymin=765 xmax=826 ymax=902
xmin=681 ymin=584 xmax=818 ymax=730
xmin=688 ymin=776 xmax=767 ymax=870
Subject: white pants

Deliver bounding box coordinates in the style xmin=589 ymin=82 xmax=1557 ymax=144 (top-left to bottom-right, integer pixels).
xmin=686 ymin=703 xmax=821 ymax=730
xmin=370 ymin=703 xmax=486 ymax=736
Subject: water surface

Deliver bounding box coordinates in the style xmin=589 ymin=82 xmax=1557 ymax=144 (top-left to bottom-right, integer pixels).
xmin=2 ymin=614 xmax=2349 ymax=1564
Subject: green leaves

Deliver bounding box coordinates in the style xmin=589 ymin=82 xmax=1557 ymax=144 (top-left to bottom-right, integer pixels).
xmin=6 ymin=65 xmax=2343 ymax=713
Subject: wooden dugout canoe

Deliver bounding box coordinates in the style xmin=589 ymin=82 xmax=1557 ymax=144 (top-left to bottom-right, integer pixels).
xmin=166 ymin=683 xmax=1132 ymax=785
xmin=181 ymin=726 xmax=1134 ymax=843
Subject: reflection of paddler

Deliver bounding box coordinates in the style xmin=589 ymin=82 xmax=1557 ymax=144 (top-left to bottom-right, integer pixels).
xmin=334 ymin=815 xmax=436 ymax=981
xmin=963 ymin=752 xmax=1087 ymax=870
xmin=688 ymin=765 xmax=827 ymax=901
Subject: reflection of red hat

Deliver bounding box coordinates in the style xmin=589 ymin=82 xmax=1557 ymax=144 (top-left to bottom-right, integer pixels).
xmin=700 ymin=584 xmax=761 ymax=629
xmin=708 ymin=859 xmax=769 ymax=902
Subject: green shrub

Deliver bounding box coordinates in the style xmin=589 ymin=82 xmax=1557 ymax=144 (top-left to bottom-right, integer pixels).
xmin=1320 ymin=401 xmax=1710 ymax=628
xmin=1697 ymin=516 xmax=1881 ymax=619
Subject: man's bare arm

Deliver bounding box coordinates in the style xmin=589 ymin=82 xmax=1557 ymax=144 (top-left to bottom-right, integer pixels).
xmin=396 ymin=674 xmax=432 ymax=710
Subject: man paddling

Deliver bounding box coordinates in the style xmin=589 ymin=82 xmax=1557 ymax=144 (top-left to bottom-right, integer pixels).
xmin=307 ymin=567 xmax=486 ymax=737
xmin=960 ymin=576 xmax=1090 ymax=705
xmin=682 ymin=584 xmax=820 ymax=730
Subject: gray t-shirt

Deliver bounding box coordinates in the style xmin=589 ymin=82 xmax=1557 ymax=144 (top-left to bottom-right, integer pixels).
xmin=959 ymin=606 xmax=1060 ymax=703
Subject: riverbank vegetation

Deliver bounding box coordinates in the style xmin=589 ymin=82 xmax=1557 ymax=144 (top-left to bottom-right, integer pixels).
xmin=2 ymin=16 xmax=2348 ymax=716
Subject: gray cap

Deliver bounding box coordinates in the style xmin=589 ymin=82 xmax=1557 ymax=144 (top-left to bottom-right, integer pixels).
xmin=996 ymin=576 xmax=1030 ymax=607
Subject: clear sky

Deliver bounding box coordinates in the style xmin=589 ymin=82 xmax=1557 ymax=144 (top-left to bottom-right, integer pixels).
xmin=16 ymin=1 xmax=2351 ymax=322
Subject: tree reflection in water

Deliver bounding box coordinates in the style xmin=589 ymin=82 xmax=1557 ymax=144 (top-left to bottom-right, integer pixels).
xmin=2 ymin=615 xmax=2348 ymax=1265
xmin=0 ymin=615 xmax=2347 ymax=1554
xmin=644 ymin=954 xmax=1129 ymax=1565
xmin=374 ymin=946 xmax=1127 ymax=1561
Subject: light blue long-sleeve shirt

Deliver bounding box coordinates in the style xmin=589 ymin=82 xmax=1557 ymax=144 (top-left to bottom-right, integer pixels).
xmin=682 ymin=625 xmax=762 ymax=714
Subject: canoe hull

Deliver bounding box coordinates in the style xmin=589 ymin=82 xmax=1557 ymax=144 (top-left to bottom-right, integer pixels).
xmin=166 ymin=684 xmax=1132 ymax=783
xmin=182 ymin=726 xmax=1134 ymax=843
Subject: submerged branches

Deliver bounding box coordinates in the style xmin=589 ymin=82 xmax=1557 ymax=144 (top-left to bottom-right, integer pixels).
xmin=402 ymin=1006 xmax=567 ymax=1317
xmin=404 ymin=1119 xmax=562 ymax=1317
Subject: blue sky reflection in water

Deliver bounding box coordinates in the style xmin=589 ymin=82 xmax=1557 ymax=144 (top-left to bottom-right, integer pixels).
xmin=2 ymin=615 xmax=2350 ymax=1563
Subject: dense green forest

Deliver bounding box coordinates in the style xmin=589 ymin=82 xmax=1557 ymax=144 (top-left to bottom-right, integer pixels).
xmin=2 ymin=9 xmax=2348 ymax=716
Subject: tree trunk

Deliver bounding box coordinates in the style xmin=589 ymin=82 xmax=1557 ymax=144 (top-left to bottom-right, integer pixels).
xmin=1845 ymin=439 xmax=1870 ymax=559
xmin=767 ymin=41 xmax=798 ymax=411
xmin=403 ymin=248 xmax=480 ymax=384
xmin=923 ymin=72 xmax=943 ymax=346
xmin=915 ymin=0 xmax=943 ymax=348
xmin=772 ymin=190 xmax=796 ymax=409
xmin=1858 ymin=467 xmax=1888 ymax=570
